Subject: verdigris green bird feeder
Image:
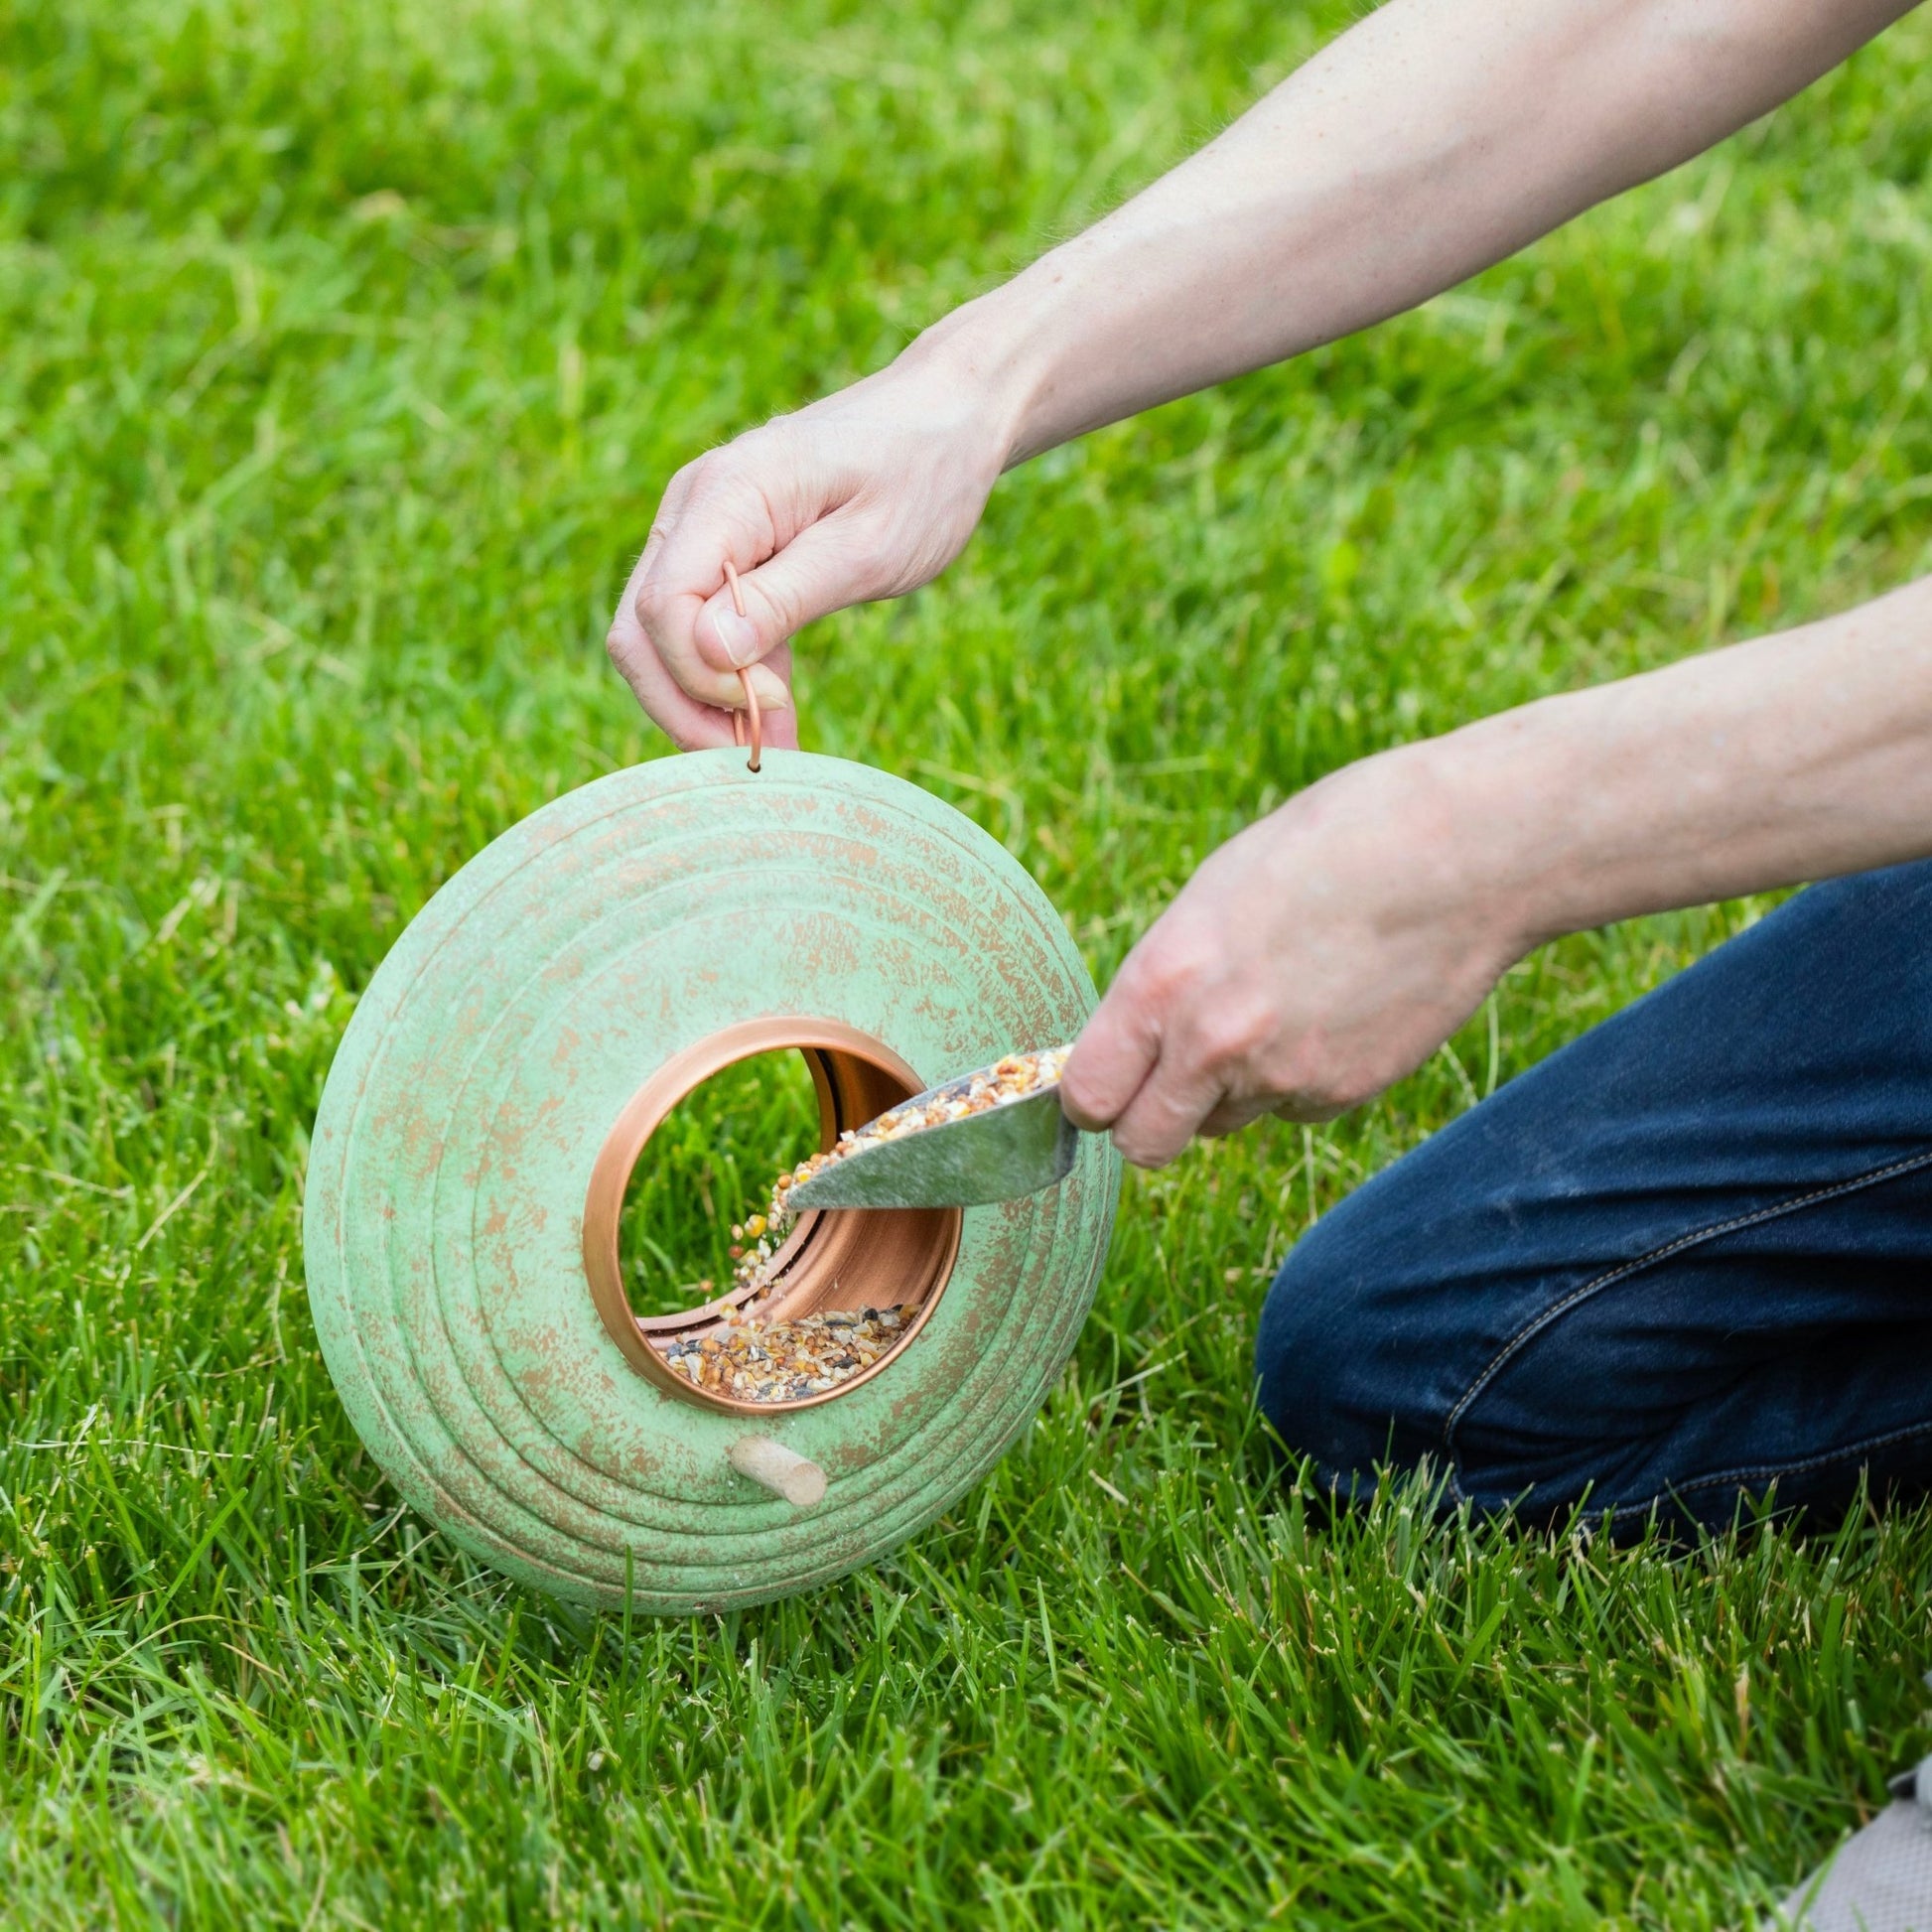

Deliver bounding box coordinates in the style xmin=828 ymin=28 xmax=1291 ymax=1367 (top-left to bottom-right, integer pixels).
xmin=304 ymin=750 xmax=1120 ymax=1612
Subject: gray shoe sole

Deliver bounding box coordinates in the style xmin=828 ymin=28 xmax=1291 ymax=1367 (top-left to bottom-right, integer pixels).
xmin=1776 ymin=1794 xmax=1932 ymax=1932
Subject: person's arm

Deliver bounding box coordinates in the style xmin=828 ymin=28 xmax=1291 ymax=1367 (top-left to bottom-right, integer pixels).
xmin=606 ymin=0 xmax=1912 ymax=742
xmin=1058 ymin=577 xmax=1932 ymax=1163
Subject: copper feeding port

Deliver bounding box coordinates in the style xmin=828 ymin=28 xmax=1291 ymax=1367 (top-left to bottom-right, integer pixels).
xmin=582 ymin=1020 xmax=962 ymax=1415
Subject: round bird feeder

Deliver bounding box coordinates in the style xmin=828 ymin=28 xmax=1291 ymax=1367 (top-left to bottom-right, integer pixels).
xmin=304 ymin=751 xmax=1120 ymax=1612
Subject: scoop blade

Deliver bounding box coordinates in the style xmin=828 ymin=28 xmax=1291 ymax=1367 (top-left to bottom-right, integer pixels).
xmin=787 ymin=1082 xmax=1079 ymax=1210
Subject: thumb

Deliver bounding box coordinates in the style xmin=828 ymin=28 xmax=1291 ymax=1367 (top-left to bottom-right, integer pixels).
xmin=693 ymin=514 xmax=873 ymax=673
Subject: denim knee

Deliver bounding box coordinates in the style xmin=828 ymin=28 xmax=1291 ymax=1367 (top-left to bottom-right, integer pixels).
xmin=1253 ymin=857 xmax=1932 ymax=1525
xmin=1254 ymin=1206 xmax=1420 ymax=1488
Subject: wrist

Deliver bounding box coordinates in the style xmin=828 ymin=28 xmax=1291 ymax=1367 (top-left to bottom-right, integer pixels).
xmin=1415 ymin=708 xmax=1594 ymax=955
xmin=895 ymin=269 xmax=1081 ymax=473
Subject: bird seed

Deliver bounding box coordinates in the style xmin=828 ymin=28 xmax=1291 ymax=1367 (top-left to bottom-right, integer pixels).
xmin=651 ymin=1046 xmax=1068 ymax=1401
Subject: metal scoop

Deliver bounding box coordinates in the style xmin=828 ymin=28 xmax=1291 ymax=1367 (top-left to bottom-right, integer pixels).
xmin=785 ymin=1047 xmax=1083 ymax=1210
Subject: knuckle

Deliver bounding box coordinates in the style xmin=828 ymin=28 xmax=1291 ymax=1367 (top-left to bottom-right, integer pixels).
xmin=747 ymin=573 xmax=798 ymax=639
xmin=632 ymin=576 xmax=674 ymax=630
xmin=688 ymin=445 xmax=744 ymax=497
xmin=1193 ymin=1003 xmax=1273 ymax=1074
xmin=1057 ymin=1074 xmax=1117 ymax=1137
xmin=643 ymin=493 xmax=685 ymax=551
xmin=1056 ymin=1058 xmax=1099 ymax=1114
xmin=1328 ymin=1066 xmax=1385 ymax=1115
xmin=1132 ymin=941 xmax=1203 ymax=1008
xmin=672 ymin=451 xmax=714 ymax=493
xmin=1114 ymin=1130 xmax=1173 ymax=1172
xmin=1271 ymin=1044 xmax=1366 ymax=1121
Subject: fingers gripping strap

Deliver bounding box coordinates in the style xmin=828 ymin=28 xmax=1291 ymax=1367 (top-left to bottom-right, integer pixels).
xmin=722 ymin=559 xmax=762 ymax=772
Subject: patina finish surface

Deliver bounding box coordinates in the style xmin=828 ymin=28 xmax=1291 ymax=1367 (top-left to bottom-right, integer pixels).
xmin=304 ymin=751 xmax=1120 ymax=1612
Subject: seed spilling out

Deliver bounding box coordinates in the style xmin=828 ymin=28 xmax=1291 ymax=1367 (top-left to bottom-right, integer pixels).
xmin=652 ymin=1046 xmax=1070 ymax=1403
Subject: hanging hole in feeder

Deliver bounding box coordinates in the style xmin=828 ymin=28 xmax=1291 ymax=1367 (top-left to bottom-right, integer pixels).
xmin=583 ymin=1020 xmax=962 ymax=1415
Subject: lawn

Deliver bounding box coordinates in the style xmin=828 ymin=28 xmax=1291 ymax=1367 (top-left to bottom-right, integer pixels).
xmin=6 ymin=0 xmax=1932 ymax=1923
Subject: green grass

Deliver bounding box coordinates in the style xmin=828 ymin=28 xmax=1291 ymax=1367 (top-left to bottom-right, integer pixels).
xmin=616 ymin=1051 xmax=825 ymax=1321
xmin=5 ymin=0 xmax=1932 ymax=1921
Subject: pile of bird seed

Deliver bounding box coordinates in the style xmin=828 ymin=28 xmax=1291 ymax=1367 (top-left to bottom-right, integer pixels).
xmin=658 ymin=1305 xmax=915 ymax=1402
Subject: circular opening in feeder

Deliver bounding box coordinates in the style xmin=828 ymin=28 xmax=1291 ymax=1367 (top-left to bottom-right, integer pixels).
xmin=615 ymin=1049 xmax=822 ymax=1321
xmin=583 ymin=1020 xmax=962 ymax=1415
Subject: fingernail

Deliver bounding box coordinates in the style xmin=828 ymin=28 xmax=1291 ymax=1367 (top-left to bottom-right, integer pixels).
xmin=746 ymin=665 xmax=791 ymax=710
xmin=712 ymin=606 xmax=761 ymax=668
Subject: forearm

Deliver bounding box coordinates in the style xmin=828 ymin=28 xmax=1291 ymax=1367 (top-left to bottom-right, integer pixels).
xmin=1439 ymin=576 xmax=1932 ymax=950
xmin=908 ymin=0 xmax=1909 ymax=463
xmin=1059 ymin=575 xmax=1932 ymax=1159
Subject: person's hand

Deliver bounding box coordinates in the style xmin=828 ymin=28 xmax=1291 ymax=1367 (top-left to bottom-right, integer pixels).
xmin=607 ymin=349 xmax=1017 ymax=749
xmin=1059 ymin=742 xmax=1529 ymax=1166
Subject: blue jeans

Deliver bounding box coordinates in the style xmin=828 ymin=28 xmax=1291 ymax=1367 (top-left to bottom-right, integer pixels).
xmin=1255 ymin=859 xmax=1932 ymax=1534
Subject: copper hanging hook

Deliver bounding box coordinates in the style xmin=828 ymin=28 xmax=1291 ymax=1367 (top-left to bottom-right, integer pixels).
xmin=722 ymin=560 xmax=761 ymax=773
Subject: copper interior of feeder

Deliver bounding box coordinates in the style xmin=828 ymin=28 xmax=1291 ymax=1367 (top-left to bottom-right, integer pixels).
xmin=583 ymin=1019 xmax=962 ymax=1414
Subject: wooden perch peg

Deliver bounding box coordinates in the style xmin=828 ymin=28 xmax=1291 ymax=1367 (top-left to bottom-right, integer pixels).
xmin=729 ymin=1436 xmax=827 ymax=1508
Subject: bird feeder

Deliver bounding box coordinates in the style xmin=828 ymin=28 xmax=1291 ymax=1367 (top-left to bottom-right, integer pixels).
xmin=304 ymin=751 xmax=1120 ymax=1612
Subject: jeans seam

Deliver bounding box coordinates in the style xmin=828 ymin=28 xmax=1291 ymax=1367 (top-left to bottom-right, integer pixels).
xmin=1669 ymin=1416 xmax=1932 ymax=1497
xmin=1441 ymin=1144 xmax=1932 ymax=1504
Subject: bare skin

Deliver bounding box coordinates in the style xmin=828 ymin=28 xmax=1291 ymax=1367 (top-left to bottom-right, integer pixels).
xmin=607 ymin=0 xmax=1931 ymax=1167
